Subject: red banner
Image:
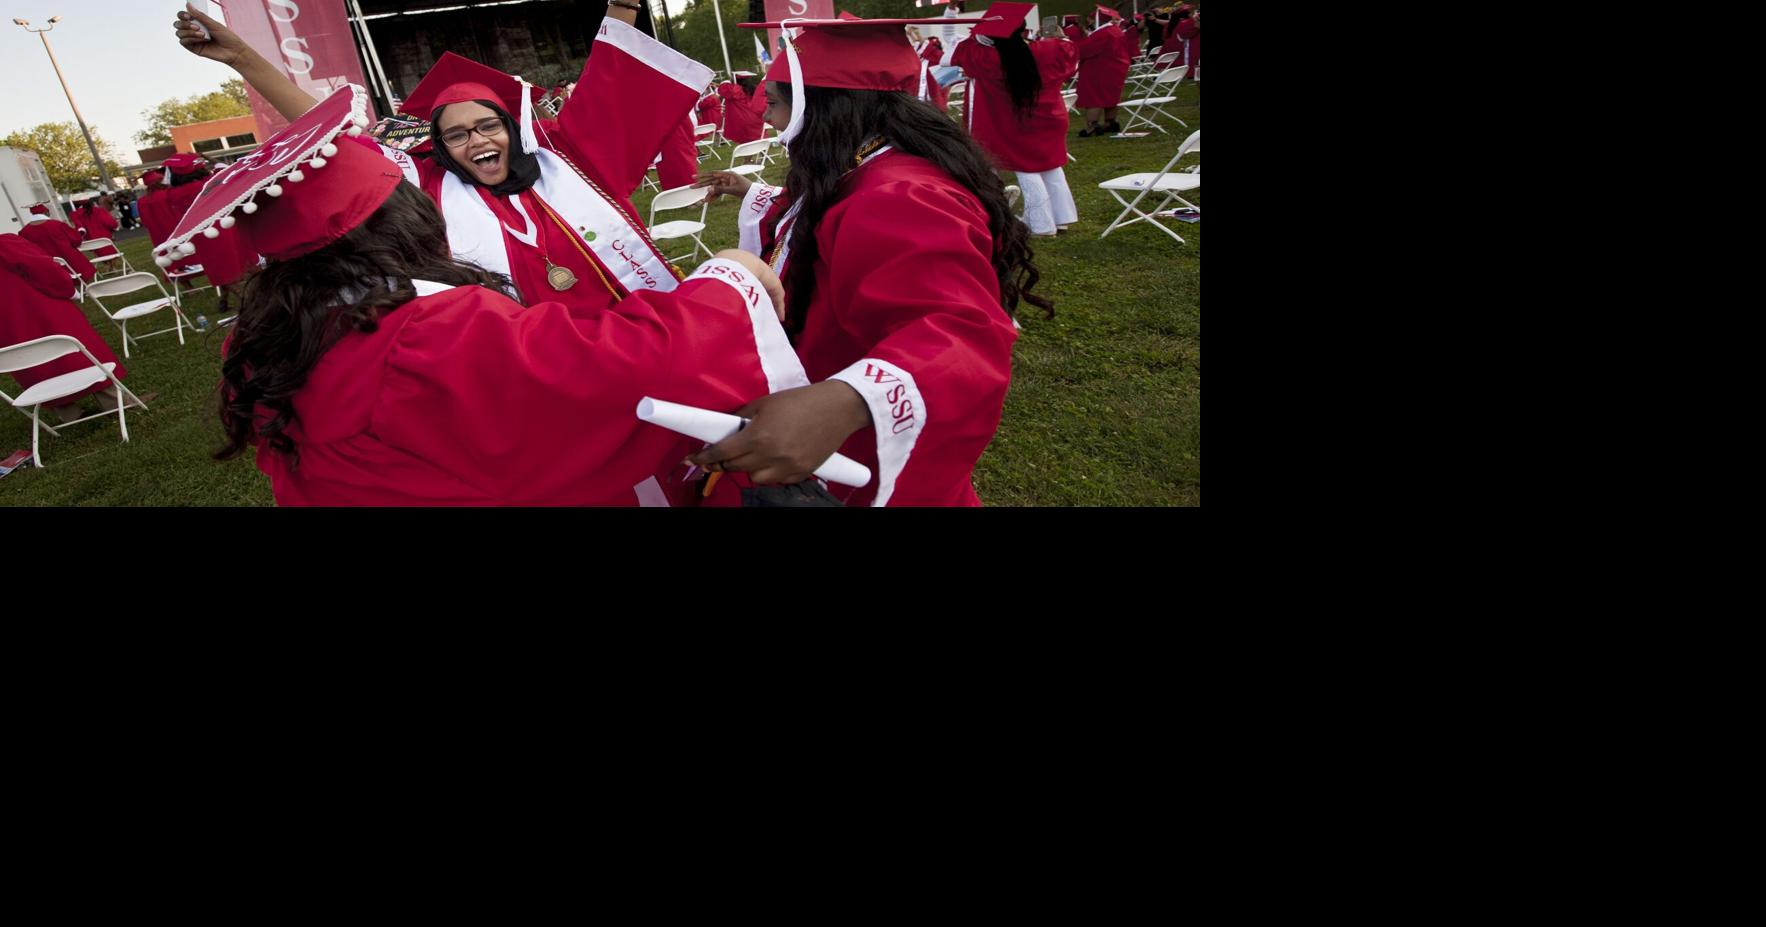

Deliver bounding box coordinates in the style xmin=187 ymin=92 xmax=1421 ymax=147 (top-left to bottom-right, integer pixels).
xmin=762 ymin=0 xmax=835 ymax=66
xmin=213 ymin=1 xmax=371 ymax=141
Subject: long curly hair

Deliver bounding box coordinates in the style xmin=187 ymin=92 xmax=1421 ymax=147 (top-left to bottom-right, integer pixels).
xmin=215 ymin=182 xmax=510 ymax=463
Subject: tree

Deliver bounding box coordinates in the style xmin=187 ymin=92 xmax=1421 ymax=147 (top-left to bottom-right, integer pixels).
xmin=0 ymin=122 xmax=126 ymax=194
xmin=135 ymin=78 xmax=253 ymax=147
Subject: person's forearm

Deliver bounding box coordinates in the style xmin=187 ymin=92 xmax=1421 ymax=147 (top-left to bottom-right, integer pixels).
xmin=605 ymin=2 xmax=640 ymax=27
xmin=234 ymin=46 xmax=319 ymax=120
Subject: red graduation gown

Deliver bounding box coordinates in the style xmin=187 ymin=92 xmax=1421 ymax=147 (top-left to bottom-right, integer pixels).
xmin=1173 ymin=18 xmax=1200 ymax=78
xmin=916 ymin=38 xmax=949 ymax=111
xmin=0 ymin=233 xmax=126 ymax=407
xmin=752 ymin=150 xmax=1018 ymax=507
xmin=718 ymin=81 xmax=766 ymax=144
xmin=17 ymin=218 xmax=96 ymax=281
xmin=696 ymin=93 xmax=724 ymax=134
xmin=69 ymin=205 xmax=120 ymax=258
xmin=1076 ymin=25 xmax=1132 ymax=108
xmin=953 ymin=37 xmax=1078 ymax=173
xmin=249 ymin=260 xmax=800 ymax=506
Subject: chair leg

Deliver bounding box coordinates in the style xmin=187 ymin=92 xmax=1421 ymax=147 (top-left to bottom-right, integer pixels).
xmin=30 ymin=406 xmax=44 ymax=468
xmin=118 ymin=321 xmax=131 ymax=359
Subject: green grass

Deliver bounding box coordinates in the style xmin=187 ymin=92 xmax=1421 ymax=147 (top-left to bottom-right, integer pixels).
xmin=2 ymin=82 xmax=1197 ymax=506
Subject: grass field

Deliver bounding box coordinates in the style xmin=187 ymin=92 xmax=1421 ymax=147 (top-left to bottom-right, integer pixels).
xmin=1 ymin=82 xmax=1198 ymax=506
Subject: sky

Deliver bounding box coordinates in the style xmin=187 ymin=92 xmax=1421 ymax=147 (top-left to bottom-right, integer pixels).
xmin=0 ymin=1 xmax=684 ymax=162
xmin=1 ymin=2 xmax=250 ymax=158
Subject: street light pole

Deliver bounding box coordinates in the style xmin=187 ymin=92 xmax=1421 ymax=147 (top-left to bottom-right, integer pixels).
xmin=710 ymin=0 xmax=734 ymax=80
xmin=13 ymin=16 xmax=116 ymax=193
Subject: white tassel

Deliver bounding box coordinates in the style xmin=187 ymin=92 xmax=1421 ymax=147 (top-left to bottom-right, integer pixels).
xmin=321 ymin=143 xmax=338 ymax=158
xmin=242 ymin=201 xmax=259 ymax=214
xmin=265 ymin=184 xmax=283 ymax=197
xmin=347 ymin=125 xmax=363 ymax=137
xmin=516 ymin=76 xmax=539 ymax=155
xmin=779 ymin=24 xmax=806 ymax=146
xmin=220 ymin=215 xmax=236 ymax=229
xmin=309 ymin=157 xmax=327 ymax=169
xmin=203 ymin=227 xmax=220 ymax=239
xmin=155 ymin=255 xmax=173 ymax=267
xmin=287 ymin=169 xmax=305 ymax=183
xmin=180 ymin=242 xmax=198 ymax=255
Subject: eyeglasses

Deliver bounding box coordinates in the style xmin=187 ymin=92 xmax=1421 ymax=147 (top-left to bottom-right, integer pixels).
xmin=440 ymin=117 xmax=506 ymax=149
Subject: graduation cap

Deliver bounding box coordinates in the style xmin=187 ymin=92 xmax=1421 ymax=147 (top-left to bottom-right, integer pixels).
xmin=28 ymin=203 xmax=49 ymax=216
xmin=151 ymin=85 xmax=401 ymax=266
xmin=398 ymin=51 xmax=546 ymax=155
xmin=973 ymin=2 xmax=1038 ymax=38
xmin=739 ymin=15 xmax=982 ymax=142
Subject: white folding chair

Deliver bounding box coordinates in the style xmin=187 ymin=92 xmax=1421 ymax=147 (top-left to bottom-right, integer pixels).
xmin=0 ymin=334 xmax=148 ymax=468
xmin=164 ymin=263 xmax=220 ymax=302
xmin=693 ymin=121 xmax=719 ymax=161
xmin=727 ymin=139 xmax=778 ymax=178
xmin=1098 ymin=130 xmax=1200 ymax=244
xmin=1117 ymin=66 xmax=1190 ymax=135
xmin=85 ymin=272 xmax=189 ymax=359
xmin=1126 ymin=52 xmax=1182 ymax=96
xmin=50 ymin=257 xmax=84 ymax=303
xmin=647 ymin=184 xmax=714 ymax=264
xmin=1063 ymin=89 xmax=1080 ymax=115
xmin=79 ymin=238 xmax=133 ymax=280
xmin=1128 ymin=45 xmax=1162 ymax=78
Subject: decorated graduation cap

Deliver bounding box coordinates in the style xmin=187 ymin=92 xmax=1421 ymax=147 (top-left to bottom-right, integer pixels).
xmin=741 ymin=14 xmax=983 ymax=143
xmin=152 ymin=84 xmax=401 ymax=267
xmin=398 ymin=51 xmax=546 ymax=155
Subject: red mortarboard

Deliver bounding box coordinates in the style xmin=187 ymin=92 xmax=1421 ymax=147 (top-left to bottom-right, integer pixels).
xmin=743 ymin=17 xmax=969 ymax=140
xmin=398 ymin=52 xmax=546 ymax=153
xmin=153 ymin=85 xmax=399 ymax=265
xmin=973 ymin=2 xmax=1037 ymax=39
xmin=163 ymin=153 xmax=209 ymax=176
